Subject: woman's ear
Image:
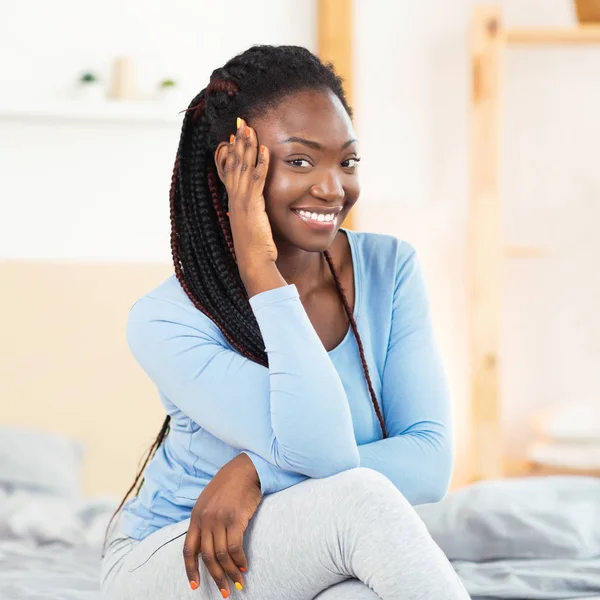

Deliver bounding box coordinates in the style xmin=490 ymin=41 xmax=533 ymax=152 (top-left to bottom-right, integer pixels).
xmin=214 ymin=142 xmax=229 ymax=183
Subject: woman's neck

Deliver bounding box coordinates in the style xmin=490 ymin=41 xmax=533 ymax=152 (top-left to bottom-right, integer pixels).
xmin=275 ymin=246 xmax=328 ymax=297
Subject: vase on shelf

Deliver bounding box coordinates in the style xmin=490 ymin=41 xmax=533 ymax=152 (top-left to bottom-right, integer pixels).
xmin=574 ymin=0 xmax=600 ymax=23
xmin=109 ymin=56 xmax=138 ymax=101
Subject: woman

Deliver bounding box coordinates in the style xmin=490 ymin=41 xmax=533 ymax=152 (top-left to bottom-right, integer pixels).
xmin=101 ymin=45 xmax=469 ymax=600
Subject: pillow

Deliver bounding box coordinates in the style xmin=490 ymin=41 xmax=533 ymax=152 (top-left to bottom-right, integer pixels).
xmin=0 ymin=426 xmax=84 ymax=499
xmin=415 ymin=476 xmax=600 ymax=561
xmin=534 ymin=401 xmax=600 ymax=442
xmin=528 ymin=440 xmax=600 ymax=471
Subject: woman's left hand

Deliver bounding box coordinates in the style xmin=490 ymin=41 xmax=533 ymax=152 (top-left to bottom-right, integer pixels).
xmin=182 ymin=452 xmax=263 ymax=597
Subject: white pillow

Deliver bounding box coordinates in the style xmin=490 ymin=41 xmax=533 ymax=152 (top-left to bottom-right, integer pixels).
xmin=528 ymin=441 xmax=600 ymax=470
xmin=416 ymin=476 xmax=600 ymax=561
xmin=534 ymin=401 xmax=600 ymax=442
xmin=0 ymin=426 xmax=84 ymax=499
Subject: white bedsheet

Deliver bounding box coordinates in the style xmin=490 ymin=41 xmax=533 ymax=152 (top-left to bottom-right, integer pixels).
xmin=0 ymin=488 xmax=118 ymax=600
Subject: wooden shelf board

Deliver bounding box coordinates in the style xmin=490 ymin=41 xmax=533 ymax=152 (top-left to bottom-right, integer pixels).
xmin=0 ymin=99 xmax=183 ymax=125
xmin=505 ymin=26 xmax=600 ymax=45
xmin=503 ymin=246 xmax=550 ymax=259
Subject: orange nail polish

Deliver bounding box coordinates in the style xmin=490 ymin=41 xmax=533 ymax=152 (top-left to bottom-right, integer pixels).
xmin=240 ymin=567 xmax=246 ymax=573
xmin=245 ymin=126 xmax=251 ymax=138
xmin=189 ymin=580 xmax=198 ymax=590
xmin=220 ymin=589 xmax=229 ymax=598
xmin=260 ymin=145 xmax=265 ymax=154
xmin=230 ymin=134 xmax=235 ymax=144
xmin=226 ymin=212 xmax=230 ymax=217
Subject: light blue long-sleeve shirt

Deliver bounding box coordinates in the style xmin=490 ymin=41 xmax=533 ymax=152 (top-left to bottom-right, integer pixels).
xmin=120 ymin=229 xmax=453 ymax=541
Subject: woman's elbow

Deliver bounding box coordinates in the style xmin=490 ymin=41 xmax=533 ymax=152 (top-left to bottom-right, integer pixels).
xmin=301 ymin=445 xmax=360 ymax=479
xmin=275 ymin=441 xmax=360 ymax=479
xmin=416 ymin=448 xmax=453 ymax=505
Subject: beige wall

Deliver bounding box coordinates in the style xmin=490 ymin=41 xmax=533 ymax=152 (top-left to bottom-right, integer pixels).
xmin=0 ymin=261 xmax=171 ymax=497
xmin=1 ymin=257 xmax=471 ymax=497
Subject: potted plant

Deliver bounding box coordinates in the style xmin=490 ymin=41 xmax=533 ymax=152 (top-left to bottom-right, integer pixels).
xmin=157 ymin=78 xmax=181 ymax=104
xmin=75 ymin=71 xmax=105 ymax=101
xmin=574 ymin=0 xmax=600 ymax=23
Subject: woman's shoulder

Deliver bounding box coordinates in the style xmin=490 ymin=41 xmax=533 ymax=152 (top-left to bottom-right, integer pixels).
xmin=344 ymin=228 xmax=417 ymax=276
xmin=127 ymin=274 xmax=222 ymax=339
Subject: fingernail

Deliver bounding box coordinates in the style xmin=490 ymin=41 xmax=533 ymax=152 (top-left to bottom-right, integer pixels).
xmin=240 ymin=567 xmax=247 ymax=573
xmin=236 ymin=117 xmax=242 ymax=129
xmin=260 ymin=145 xmax=265 ymax=155
xmin=235 ymin=582 xmax=244 ymax=591
xmin=226 ymin=212 xmax=230 ymax=217
xmin=220 ymin=589 xmax=229 ymax=598
xmin=245 ymin=126 xmax=250 ymax=138
xmin=230 ymin=134 xmax=235 ymax=144
xmin=189 ymin=580 xmax=198 ymax=590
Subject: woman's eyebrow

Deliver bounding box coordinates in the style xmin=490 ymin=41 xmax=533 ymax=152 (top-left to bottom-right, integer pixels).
xmin=278 ymin=137 xmax=358 ymax=151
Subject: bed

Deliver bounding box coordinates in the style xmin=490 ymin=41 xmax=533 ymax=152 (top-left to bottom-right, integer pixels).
xmin=0 ymin=426 xmax=117 ymax=600
xmin=417 ymin=474 xmax=600 ymax=600
xmin=2 ymin=425 xmax=600 ymax=599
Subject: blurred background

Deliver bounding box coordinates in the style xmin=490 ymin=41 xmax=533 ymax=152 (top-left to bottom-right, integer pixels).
xmin=1 ymin=0 xmax=599 ymax=499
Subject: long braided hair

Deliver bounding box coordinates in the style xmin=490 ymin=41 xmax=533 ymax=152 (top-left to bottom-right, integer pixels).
xmin=107 ymin=45 xmax=387 ymax=540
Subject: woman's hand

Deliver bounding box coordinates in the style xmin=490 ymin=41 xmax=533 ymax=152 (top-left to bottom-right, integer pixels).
xmin=183 ymin=453 xmax=262 ymax=597
xmin=224 ymin=118 xmax=277 ymax=271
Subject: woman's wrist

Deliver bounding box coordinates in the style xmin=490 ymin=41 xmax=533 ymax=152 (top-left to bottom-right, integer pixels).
xmin=234 ymin=452 xmax=262 ymax=488
xmin=238 ymin=259 xmax=287 ymax=299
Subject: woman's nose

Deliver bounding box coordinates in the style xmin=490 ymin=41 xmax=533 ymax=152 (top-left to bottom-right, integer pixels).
xmin=310 ymin=172 xmax=345 ymax=202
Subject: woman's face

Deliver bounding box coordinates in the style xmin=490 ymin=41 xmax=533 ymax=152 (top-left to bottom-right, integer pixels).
xmin=240 ymin=89 xmax=360 ymax=254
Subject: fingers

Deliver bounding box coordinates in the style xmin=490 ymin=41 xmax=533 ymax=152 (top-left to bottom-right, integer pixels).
xmin=231 ymin=117 xmax=248 ymax=191
xmin=201 ymin=531 xmax=231 ymax=598
xmin=182 ymin=525 xmax=201 ymax=591
xmin=224 ymin=117 xmax=268 ymax=208
xmin=213 ymin=526 xmax=246 ymax=593
xmin=226 ymin=525 xmax=249 ymax=575
xmin=249 ymin=143 xmax=269 ymax=200
xmin=238 ymin=123 xmax=259 ymax=192
xmin=223 ymin=133 xmax=237 ymax=192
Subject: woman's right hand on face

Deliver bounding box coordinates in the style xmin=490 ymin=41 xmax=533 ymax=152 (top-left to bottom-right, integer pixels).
xmin=183 ymin=452 xmax=263 ymax=598
xmin=224 ymin=118 xmax=278 ymax=270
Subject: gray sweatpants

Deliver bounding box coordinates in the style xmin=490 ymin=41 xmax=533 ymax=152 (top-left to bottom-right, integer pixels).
xmin=101 ymin=467 xmax=470 ymax=600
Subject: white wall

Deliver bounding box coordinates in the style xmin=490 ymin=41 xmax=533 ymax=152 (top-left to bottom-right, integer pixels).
xmin=0 ymin=0 xmax=316 ymax=261
xmin=1 ymin=0 xmax=599 ymax=479
xmin=355 ymin=0 xmax=600 ymax=466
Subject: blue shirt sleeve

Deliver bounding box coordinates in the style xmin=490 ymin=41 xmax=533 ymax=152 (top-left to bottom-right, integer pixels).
xmin=240 ymin=450 xmax=307 ymax=495
xmin=357 ymin=247 xmax=454 ymax=505
xmin=126 ymin=283 xmax=360 ymax=483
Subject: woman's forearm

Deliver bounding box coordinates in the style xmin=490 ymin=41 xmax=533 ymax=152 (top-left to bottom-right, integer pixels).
xmin=238 ymin=259 xmax=287 ymax=299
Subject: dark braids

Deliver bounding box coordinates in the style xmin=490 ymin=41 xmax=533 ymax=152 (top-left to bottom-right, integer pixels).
xmin=105 ymin=45 xmax=387 ymax=551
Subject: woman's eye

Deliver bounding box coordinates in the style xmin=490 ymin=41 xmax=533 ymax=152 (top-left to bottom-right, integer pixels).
xmin=342 ymin=157 xmax=361 ymax=168
xmin=288 ymin=159 xmax=311 ymax=168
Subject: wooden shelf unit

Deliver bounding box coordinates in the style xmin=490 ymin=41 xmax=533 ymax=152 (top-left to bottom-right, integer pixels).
xmin=469 ymin=6 xmax=600 ymax=482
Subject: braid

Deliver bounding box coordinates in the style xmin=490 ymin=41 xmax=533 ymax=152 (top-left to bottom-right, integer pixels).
xmin=107 ymin=46 xmax=385 ymax=548
xmin=324 ymin=250 xmax=387 ymax=438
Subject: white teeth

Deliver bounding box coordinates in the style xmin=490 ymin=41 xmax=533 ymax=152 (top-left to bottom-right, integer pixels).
xmin=296 ymin=210 xmax=337 ymax=224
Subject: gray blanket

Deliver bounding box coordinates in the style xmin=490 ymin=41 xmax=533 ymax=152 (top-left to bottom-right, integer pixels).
xmin=416 ymin=476 xmax=600 ymax=599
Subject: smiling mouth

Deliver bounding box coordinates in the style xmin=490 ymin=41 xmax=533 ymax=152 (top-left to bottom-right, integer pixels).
xmin=291 ymin=208 xmax=340 ymax=230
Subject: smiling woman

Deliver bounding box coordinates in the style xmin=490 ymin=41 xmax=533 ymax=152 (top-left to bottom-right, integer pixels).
xmin=101 ymin=45 xmax=466 ymax=600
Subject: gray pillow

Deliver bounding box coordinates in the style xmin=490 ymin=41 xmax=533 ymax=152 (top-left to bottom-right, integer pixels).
xmin=0 ymin=426 xmax=84 ymax=499
xmin=416 ymin=476 xmax=600 ymax=561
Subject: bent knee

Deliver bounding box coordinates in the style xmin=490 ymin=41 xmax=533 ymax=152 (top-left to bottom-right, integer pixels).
xmin=326 ymin=468 xmax=410 ymax=507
